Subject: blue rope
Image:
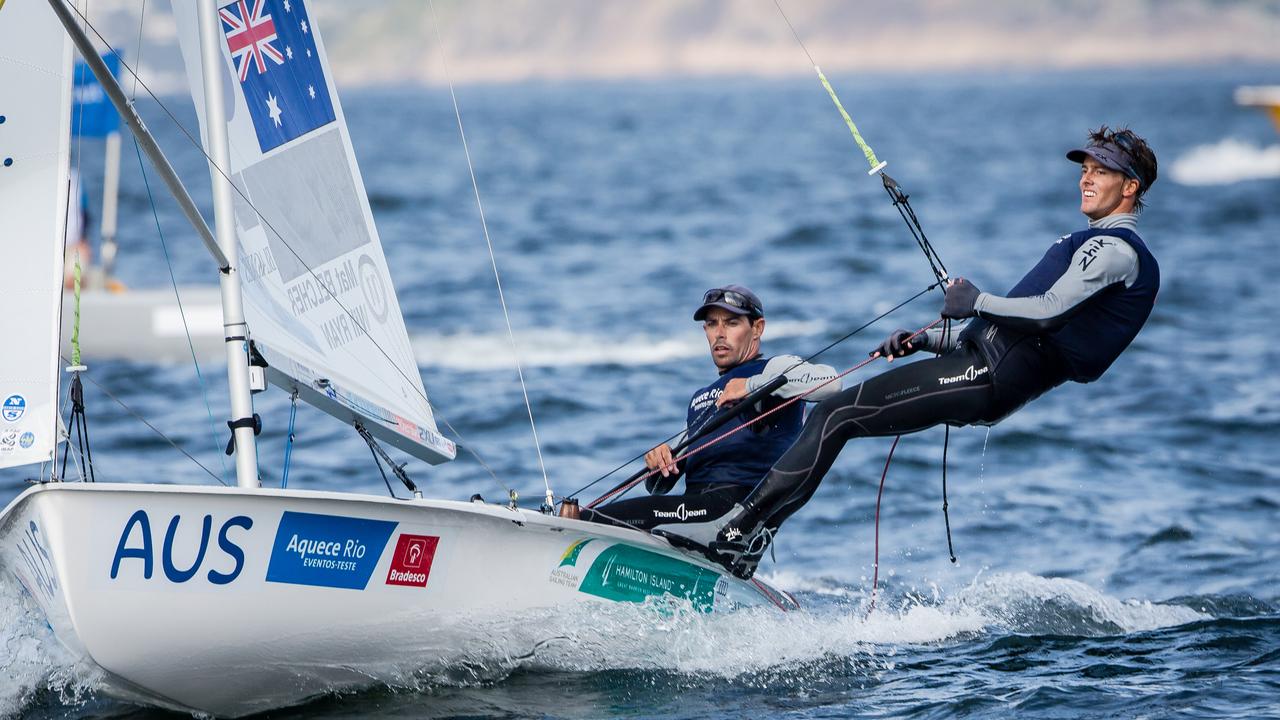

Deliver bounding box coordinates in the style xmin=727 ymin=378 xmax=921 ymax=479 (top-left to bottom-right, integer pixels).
xmin=282 ymin=392 xmax=297 ymax=488
xmin=131 ymin=137 xmax=229 ymax=483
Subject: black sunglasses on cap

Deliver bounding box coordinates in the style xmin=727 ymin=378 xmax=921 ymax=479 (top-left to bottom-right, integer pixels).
xmin=701 ymin=288 xmax=762 ymax=316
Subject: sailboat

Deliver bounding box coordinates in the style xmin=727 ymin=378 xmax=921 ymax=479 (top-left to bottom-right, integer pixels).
xmin=0 ymin=0 xmax=797 ymax=716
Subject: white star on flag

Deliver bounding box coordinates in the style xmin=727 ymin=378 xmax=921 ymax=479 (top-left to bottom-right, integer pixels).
xmin=284 ymin=0 xmax=291 ymax=10
xmin=301 ymin=20 xmax=308 ymax=34
xmin=308 ymin=85 xmax=316 ymax=99
xmin=266 ymin=92 xmax=283 ymax=127
xmin=306 ymin=48 xmax=312 ymax=57
xmin=286 ymin=46 xmax=293 ymax=59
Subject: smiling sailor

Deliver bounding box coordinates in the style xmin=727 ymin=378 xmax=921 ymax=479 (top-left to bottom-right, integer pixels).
xmin=709 ymin=126 xmax=1161 ymax=579
xmin=582 ymin=285 xmax=839 ymax=537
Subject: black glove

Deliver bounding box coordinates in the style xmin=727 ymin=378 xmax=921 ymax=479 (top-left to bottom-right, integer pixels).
xmin=871 ymin=328 xmax=921 ymax=359
xmin=942 ymin=278 xmax=981 ymax=319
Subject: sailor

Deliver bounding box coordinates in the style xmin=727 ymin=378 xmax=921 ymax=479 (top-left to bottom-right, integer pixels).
xmin=709 ymin=126 xmax=1161 ymax=578
xmin=582 ymin=285 xmax=840 ymax=537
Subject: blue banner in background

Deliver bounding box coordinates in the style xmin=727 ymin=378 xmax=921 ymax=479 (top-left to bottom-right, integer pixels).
xmin=72 ymin=52 xmax=121 ymax=138
xmin=266 ymin=511 xmax=396 ymax=590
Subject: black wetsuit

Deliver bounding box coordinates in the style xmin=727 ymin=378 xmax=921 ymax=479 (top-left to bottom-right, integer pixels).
xmin=734 ymin=215 xmax=1160 ymax=534
xmin=583 ymin=354 xmax=838 ymax=532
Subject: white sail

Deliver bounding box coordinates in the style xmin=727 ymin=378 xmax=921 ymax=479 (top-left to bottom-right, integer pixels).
xmin=169 ymin=0 xmax=454 ymax=464
xmin=0 ymin=0 xmax=75 ymax=470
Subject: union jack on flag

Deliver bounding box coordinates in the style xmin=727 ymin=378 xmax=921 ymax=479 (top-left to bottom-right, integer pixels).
xmin=219 ymin=0 xmax=335 ymax=153
xmin=221 ymin=0 xmax=285 ymax=82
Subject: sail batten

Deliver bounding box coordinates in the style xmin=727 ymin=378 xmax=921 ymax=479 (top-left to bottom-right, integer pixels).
xmin=0 ymin=0 xmax=75 ymax=471
xmin=170 ymin=0 xmax=454 ymax=465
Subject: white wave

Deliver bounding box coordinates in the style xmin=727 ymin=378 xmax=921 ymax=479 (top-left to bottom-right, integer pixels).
xmin=949 ymin=571 xmax=1207 ymax=635
xmin=0 ymin=580 xmax=102 ymax=717
xmin=411 ymin=321 xmax=826 ymax=370
xmin=0 ymin=570 xmax=1208 ymax=711
xmin=1170 ymin=138 xmax=1280 ymax=185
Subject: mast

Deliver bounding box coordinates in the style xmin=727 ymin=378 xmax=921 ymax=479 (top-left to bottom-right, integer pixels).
xmin=197 ymin=0 xmax=260 ymax=488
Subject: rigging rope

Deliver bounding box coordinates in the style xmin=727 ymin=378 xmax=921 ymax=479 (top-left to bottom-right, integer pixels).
xmin=772 ymin=0 xmax=959 ymax=571
xmin=429 ymin=0 xmax=554 ymax=511
xmin=866 ymin=435 xmax=899 ymax=615
xmin=60 ymin=357 xmax=226 ymax=485
xmin=281 ymin=391 xmax=297 ymax=489
xmin=132 ymin=134 xmax=230 ymax=481
xmin=771 ymin=0 xmax=883 ymax=175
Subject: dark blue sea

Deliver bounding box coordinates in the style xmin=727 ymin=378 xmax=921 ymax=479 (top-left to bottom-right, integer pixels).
xmin=4 ymin=66 xmax=1279 ymax=718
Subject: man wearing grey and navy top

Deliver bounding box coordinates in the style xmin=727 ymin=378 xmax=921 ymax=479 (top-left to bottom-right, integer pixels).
xmin=582 ymin=285 xmax=839 ymax=537
xmin=709 ymin=126 xmax=1161 ymax=579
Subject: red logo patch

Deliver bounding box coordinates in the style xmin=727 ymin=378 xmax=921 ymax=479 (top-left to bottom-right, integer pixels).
xmin=385 ymin=534 xmax=439 ymax=588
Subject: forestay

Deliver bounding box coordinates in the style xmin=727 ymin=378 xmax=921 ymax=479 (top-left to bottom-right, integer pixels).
xmin=0 ymin=0 xmax=75 ymax=471
xmin=169 ymin=0 xmax=454 ymax=464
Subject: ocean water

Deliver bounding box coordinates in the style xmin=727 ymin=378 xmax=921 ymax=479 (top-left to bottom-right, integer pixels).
xmin=3 ymin=65 xmax=1279 ymax=718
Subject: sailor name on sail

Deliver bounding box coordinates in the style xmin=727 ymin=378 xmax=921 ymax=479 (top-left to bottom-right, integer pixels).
xmin=285 ymin=257 xmax=362 ymax=317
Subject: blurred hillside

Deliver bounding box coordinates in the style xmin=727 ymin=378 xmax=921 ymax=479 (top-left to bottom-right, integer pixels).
xmin=76 ymin=0 xmax=1280 ymax=88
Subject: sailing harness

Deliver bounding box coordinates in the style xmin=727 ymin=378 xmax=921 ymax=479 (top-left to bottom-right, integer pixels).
xmin=573 ymin=0 xmax=968 ymax=603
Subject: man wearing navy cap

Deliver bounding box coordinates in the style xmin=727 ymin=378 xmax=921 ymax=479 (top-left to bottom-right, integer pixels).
xmin=709 ymin=126 xmax=1161 ymax=579
xmin=582 ymin=285 xmax=839 ymax=539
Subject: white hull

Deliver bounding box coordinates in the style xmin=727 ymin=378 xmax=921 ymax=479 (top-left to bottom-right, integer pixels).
xmin=59 ymin=286 xmax=223 ymax=363
xmin=0 ymin=482 xmax=796 ymax=716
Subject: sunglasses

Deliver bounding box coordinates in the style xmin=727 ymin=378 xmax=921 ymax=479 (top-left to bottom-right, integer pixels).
xmin=702 ymin=288 xmax=762 ymax=316
xmin=1095 ymin=134 xmax=1144 ymax=186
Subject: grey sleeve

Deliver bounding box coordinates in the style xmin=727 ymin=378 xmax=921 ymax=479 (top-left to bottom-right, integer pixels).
xmin=973 ymin=237 xmax=1139 ymax=334
xmin=921 ymin=323 xmax=966 ymax=353
xmin=746 ymin=355 xmax=842 ymax=401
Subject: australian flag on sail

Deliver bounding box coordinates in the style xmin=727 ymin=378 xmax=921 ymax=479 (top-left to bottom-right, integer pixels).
xmin=220 ymin=0 xmax=335 ymax=153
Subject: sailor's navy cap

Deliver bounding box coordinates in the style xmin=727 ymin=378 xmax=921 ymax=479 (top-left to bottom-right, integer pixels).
xmin=1067 ymin=136 xmax=1154 ymax=189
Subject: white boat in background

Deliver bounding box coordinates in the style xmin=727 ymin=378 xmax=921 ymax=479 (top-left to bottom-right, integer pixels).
xmin=60 ymin=286 xmax=224 ymax=363
xmin=0 ymin=1 xmax=797 ymax=717
xmin=62 ymin=51 xmax=223 ymax=363
xmin=1235 ymin=85 xmax=1280 ymax=134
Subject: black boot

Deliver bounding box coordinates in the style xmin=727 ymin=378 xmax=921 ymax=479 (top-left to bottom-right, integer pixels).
xmin=706 ymin=503 xmax=771 ymax=579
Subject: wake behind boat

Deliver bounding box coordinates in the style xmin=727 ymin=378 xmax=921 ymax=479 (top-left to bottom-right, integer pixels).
xmin=0 ymin=0 xmax=796 ymax=716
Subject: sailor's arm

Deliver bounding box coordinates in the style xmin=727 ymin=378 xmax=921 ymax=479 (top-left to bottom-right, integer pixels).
xmin=745 ymin=355 xmax=842 ymax=401
xmin=970 ymin=238 xmax=1139 ymax=333
xmin=919 ymin=324 xmax=964 ymax=353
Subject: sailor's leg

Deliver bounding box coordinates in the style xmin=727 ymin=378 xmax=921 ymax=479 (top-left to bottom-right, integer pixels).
xmin=582 ymin=484 xmax=749 ymax=532
xmin=732 ymin=346 xmax=996 ymax=534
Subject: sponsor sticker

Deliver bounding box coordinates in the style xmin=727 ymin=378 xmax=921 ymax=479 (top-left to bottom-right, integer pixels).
xmin=266 ymin=511 xmax=395 ymax=590
xmin=18 ymin=432 xmax=34 ymax=449
xmin=384 ymin=533 xmax=439 ymax=588
xmin=549 ymin=538 xmax=594 ymax=588
xmin=0 ymin=430 xmax=16 ymax=453
xmin=2 ymin=394 xmax=25 ymax=423
xmin=577 ymin=544 xmax=720 ymax=612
